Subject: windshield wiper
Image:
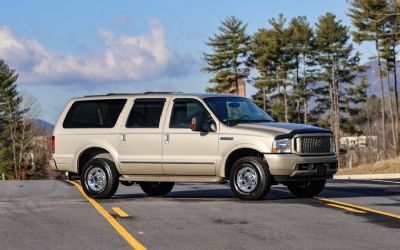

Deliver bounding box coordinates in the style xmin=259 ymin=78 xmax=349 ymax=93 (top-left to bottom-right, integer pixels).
xmin=250 ymin=119 xmax=274 ymax=123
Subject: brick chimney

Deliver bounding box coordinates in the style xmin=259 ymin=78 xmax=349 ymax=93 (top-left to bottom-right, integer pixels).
xmin=228 ymin=78 xmax=246 ymax=97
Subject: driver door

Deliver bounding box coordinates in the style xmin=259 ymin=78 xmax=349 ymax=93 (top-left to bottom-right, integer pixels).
xmin=162 ymin=98 xmax=219 ymax=175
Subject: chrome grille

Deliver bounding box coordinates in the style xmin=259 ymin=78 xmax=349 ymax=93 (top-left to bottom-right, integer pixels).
xmin=295 ymin=136 xmax=331 ymax=154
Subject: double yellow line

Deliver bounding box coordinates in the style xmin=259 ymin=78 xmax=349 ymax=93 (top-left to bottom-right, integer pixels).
xmin=317 ymin=197 xmax=400 ymax=219
xmin=68 ymin=181 xmax=147 ymax=250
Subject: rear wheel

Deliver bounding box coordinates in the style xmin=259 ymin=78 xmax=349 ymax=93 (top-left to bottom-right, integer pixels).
xmin=287 ymin=180 xmax=326 ymax=198
xmin=229 ymin=156 xmax=272 ymax=200
xmin=81 ymin=158 xmax=119 ymax=199
xmin=139 ymin=182 xmax=174 ymax=197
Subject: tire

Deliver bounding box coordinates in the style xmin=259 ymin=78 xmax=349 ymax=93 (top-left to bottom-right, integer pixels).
xmin=229 ymin=156 xmax=272 ymax=200
xmin=81 ymin=158 xmax=119 ymax=199
xmin=139 ymin=182 xmax=174 ymax=197
xmin=287 ymin=180 xmax=326 ymax=198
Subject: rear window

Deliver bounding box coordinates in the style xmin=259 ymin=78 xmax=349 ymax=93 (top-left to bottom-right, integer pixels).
xmin=63 ymin=99 xmax=127 ymax=128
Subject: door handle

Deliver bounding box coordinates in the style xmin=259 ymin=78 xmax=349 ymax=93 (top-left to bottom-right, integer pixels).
xmin=165 ymin=134 xmax=170 ymax=144
xmin=120 ymin=134 xmax=126 ymax=144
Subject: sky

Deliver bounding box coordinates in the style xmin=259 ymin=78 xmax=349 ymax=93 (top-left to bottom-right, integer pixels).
xmin=0 ymin=0 xmax=374 ymax=123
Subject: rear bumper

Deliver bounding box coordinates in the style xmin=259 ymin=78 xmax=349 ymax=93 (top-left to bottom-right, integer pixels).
xmin=264 ymin=153 xmax=338 ymax=181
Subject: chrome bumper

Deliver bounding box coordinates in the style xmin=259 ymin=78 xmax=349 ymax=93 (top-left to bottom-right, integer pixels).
xmin=264 ymin=153 xmax=338 ymax=177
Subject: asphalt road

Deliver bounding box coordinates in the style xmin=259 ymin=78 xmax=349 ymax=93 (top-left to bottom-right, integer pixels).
xmin=0 ymin=179 xmax=399 ymax=250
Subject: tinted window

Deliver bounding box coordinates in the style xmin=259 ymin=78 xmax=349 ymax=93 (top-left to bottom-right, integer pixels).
xmin=204 ymin=97 xmax=274 ymax=125
xmin=170 ymin=99 xmax=209 ymax=128
xmin=63 ymin=99 xmax=127 ymax=128
xmin=126 ymin=99 xmax=165 ymax=128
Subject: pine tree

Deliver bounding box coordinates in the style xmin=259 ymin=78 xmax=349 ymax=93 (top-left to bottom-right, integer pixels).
xmin=314 ymin=13 xmax=362 ymax=153
xmin=252 ymin=27 xmax=276 ymax=111
xmin=0 ymin=59 xmax=27 ymax=179
xmin=349 ymin=0 xmax=392 ymax=158
xmin=287 ymin=16 xmax=316 ymax=124
xmin=251 ymin=14 xmax=294 ymax=122
xmin=202 ymin=16 xmax=251 ymax=94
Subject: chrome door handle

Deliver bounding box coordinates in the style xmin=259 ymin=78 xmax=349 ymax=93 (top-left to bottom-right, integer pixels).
xmin=120 ymin=134 xmax=126 ymax=144
xmin=165 ymin=134 xmax=170 ymax=144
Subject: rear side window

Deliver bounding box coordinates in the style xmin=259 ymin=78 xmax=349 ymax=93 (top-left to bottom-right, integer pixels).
xmin=63 ymin=99 xmax=127 ymax=128
xmin=126 ymin=99 xmax=165 ymax=128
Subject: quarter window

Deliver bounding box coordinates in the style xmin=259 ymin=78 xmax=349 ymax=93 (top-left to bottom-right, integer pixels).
xmin=63 ymin=99 xmax=127 ymax=128
xmin=126 ymin=99 xmax=165 ymax=128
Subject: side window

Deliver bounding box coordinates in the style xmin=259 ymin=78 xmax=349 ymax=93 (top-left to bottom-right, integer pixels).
xmin=126 ymin=99 xmax=165 ymax=128
xmin=63 ymin=99 xmax=127 ymax=128
xmin=170 ymin=99 xmax=210 ymax=128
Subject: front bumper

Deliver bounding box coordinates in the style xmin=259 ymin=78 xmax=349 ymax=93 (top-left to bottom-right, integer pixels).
xmin=264 ymin=153 xmax=338 ymax=181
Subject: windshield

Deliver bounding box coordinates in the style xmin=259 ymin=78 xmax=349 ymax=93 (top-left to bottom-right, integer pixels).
xmin=204 ymin=97 xmax=274 ymax=125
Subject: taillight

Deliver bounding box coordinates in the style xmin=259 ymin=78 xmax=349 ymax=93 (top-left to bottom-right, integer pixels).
xmin=51 ymin=136 xmax=55 ymax=153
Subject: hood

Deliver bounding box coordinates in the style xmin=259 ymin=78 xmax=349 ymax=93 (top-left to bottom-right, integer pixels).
xmin=232 ymin=122 xmax=332 ymax=138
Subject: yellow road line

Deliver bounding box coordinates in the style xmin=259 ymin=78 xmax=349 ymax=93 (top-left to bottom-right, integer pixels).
xmin=68 ymin=181 xmax=146 ymax=250
xmin=326 ymin=203 xmax=366 ymax=214
xmin=317 ymin=197 xmax=400 ymax=219
xmin=113 ymin=207 xmax=129 ymax=218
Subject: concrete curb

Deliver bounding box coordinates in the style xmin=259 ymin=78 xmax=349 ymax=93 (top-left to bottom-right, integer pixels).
xmin=334 ymin=173 xmax=400 ymax=180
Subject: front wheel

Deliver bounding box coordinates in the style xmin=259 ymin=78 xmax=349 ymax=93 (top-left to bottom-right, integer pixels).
xmin=81 ymin=158 xmax=119 ymax=199
xmin=139 ymin=182 xmax=174 ymax=197
xmin=287 ymin=180 xmax=326 ymax=198
xmin=229 ymin=156 xmax=272 ymax=200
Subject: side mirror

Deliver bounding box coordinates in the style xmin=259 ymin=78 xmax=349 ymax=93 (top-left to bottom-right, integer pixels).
xmin=190 ymin=115 xmax=216 ymax=132
xmin=209 ymin=122 xmax=217 ymax=132
xmin=190 ymin=115 xmax=203 ymax=132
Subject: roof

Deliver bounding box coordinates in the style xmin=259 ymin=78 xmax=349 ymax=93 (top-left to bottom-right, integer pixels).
xmin=81 ymin=92 xmax=241 ymax=99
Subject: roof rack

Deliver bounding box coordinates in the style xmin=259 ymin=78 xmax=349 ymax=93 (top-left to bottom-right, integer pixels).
xmin=83 ymin=92 xmax=183 ymax=98
xmin=143 ymin=91 xmax=183 ymax=95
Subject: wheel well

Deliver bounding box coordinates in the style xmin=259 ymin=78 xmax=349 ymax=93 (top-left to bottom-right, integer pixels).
xmin=77 ymin=147 xmax=113 ymax=174
xmin=224 ymin=148 xmax=264 ymax=179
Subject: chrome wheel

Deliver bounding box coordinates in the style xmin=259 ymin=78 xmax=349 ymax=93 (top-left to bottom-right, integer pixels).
xmin=86 ymin=167 xmax=107 ymax=192
xmin=236 ymin=165 xmax=258 ymax=193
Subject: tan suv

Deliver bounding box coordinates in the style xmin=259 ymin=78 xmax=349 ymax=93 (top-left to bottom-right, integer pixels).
xmin=50 ymin=92 xmax=337 ymax=200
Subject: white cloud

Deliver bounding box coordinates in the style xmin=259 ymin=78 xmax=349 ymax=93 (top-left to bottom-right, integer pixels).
xmin=0 ymin=19 xmax=195 ymax=85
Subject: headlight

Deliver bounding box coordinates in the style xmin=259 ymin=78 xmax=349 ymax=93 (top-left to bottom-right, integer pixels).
xmin=272 ymin=138 xmax=292 ymax=153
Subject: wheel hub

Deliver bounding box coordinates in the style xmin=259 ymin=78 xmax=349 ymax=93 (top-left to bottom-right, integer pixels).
xmin=87 ymin=167 xmax=107 ymax=192
xmin=236 ymin=166 xmax=258 ymax=193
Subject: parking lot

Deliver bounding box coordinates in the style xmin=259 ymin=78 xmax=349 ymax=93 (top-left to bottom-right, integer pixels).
xmin=0 ymin=179 xmax=399 ymax=250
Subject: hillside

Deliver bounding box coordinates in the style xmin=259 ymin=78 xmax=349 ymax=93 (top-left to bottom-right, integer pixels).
xmin=337 ymin=156 xmax=400 ymax=175
xmin=32 ymin=119 xmax=54 ymax=134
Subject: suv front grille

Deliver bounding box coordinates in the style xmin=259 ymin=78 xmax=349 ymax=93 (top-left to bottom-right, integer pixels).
xmin=295 ymin=136 xmax=332 ymax=154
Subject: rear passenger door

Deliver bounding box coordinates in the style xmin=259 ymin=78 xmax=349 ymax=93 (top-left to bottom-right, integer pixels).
xmin=118 ymin=98 xmax=168 ymax=175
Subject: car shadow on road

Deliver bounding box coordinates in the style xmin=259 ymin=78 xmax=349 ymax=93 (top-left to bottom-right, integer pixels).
xmin=109 ymin=187 xmax=297 ymax=203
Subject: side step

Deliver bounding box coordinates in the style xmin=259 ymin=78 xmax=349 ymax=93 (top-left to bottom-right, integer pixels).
xmin=120 ymin=175 xmax=224 ymax=183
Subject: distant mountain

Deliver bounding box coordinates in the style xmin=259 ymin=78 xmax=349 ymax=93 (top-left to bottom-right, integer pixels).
xmin=32 ymin=119 xmax=54 ymax=134
xmin=359 ymin=60 xmax=400 ymax=97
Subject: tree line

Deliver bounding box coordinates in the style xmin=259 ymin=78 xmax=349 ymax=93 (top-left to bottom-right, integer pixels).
xmin=0 ymin=60 xmax=51 ymax=180
xmin=203 ymin=0 xmax=400 ymax=162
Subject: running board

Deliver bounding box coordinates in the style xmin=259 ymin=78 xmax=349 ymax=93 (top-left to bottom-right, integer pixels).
xmin=120 ymin=175 xmax=224 ymax=183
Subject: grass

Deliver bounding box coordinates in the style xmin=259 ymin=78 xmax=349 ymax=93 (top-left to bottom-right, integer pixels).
xmin=337 ymin=156 xmax=400 ymax=175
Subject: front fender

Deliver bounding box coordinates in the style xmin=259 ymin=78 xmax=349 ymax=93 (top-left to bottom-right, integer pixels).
xmin=217 ymin=141 xmax=271 ymax=177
